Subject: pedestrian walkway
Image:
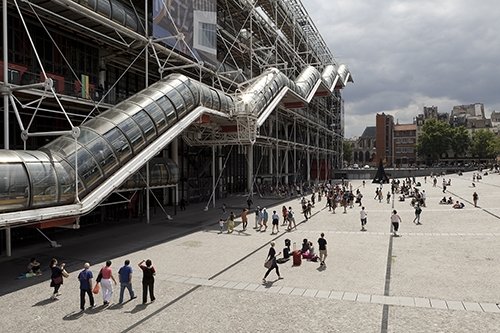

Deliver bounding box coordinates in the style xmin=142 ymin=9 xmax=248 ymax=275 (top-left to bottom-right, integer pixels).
xmin=1 ymin=170 xmax=500 ymax=332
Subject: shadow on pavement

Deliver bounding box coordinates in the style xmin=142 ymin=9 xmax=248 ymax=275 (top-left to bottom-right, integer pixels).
xmin=63 ymin=310 xmax=84 ymax=321
xmin=32 ymin=298 xmax=56 ymax=307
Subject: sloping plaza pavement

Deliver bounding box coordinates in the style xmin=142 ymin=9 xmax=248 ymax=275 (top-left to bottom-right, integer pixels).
xmin=1 ymin=170 xmax=500 ymax=332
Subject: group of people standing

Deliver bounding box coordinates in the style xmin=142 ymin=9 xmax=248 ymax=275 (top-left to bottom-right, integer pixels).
xmin=48 ymin=258 xmax=157 ymax=311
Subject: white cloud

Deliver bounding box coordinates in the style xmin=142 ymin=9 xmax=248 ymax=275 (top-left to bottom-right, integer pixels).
xmin=303 ymin=0 xmax=500 ymax=137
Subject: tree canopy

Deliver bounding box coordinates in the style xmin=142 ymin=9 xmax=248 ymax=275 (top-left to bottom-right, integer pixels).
xmin=417 ymin=118 xmax=498 ymax=163
xmin=343 ymin=140 xmax=353 ymax=164
xmin=470 ymin=129 xmax=499 ymax=159
xmin=417 ymin=119 xmax=452 ymax=163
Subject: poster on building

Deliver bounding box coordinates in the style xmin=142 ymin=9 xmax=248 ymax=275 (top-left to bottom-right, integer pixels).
xmin=153 ymin=0 xmax=217 ymax=65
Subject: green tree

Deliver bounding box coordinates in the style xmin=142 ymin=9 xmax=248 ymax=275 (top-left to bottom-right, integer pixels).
xmin=343 ymin=140 xmax=353 ymax=165
xmin=417 ymin=119 xmax=452 ymax=164
xmin=470 ymin=129 xmax=498 ymax=159
xmin=450 ymin=126 xmax=470 ymax=157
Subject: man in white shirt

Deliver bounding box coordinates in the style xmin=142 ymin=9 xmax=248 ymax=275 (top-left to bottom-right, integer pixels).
xmin=360 ymin=207 xmax=368 ymax=231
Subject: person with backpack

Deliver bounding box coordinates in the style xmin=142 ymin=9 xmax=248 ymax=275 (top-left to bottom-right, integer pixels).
xmin=78 ymin=263 xmax=95 ymax=310
xmin=138 ymin=259 xmax=156 ymax=304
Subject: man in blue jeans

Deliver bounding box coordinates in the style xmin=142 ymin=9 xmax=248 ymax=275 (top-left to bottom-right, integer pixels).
xmin=118 ymin=259 xmax=136 ymax=303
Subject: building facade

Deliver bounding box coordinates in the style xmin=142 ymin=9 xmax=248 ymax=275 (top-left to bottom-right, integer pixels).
xmin=0 ymin=0 xmax=352 ymax=241
xmin=352 ymin=126 xmax=376 ymax=166
xmin=375 ymin=113 xmax=394 ymax=166
xmin=394 ymin=123 xmax=417 ymax=167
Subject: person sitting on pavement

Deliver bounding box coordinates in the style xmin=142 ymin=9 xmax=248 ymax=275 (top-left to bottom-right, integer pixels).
xmin=439 ymin=197 xmax=447 ymax=204
xmin=302 ymin=241 xmax=319 ymax=261
xmin=300 ymin=239 xmax=310 ymax=254
xmin=453 ymin=201 xmax=465 ymax=209
xmin=27 ymin=257 xmax=42 ymax=275
xmin=447 ymin=197 xmax=454 ymax=204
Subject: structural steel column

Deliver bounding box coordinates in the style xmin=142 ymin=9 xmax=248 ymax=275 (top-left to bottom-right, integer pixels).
xmin=293 ymin=118 xmax=297 ymax=184
xmin=171 ymin=138 xmax=179 ymax=206
xmin=3 ymin=0 xmax=8 ymax=150
xmin=275 ymin=114 xmax=279 ymax=188
xmin=212 ymin=145 xmax=216 ymax=208
xmin=145 ymin=0 xmax=150 ymax=223
xmin=218 ymin=146 xmax=223 ymax=200
xmin=5 ymin=227 xmax=11 ymax=257
xmin=247 ymin=144 xmax=254 ymax=195
xmin=3 ymin=0 xmax=11 ymax=256
xmin=284 ymin=123 xmax=289 ymax=185
xmin=306 ymin=124 xmax=311 ymax=182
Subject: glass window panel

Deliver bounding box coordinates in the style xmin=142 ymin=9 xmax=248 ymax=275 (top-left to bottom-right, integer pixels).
xmin=111 ymin=3 xmax=125 ymax=25
xmin=53 ymin=160 xmax=76 ymax=204
xmin=199 ymin=85 xmax=212 ymax=108
xmin=143 ymin=101 xmax=167 ymax=134
xmin=86 ymin=136 xmax=119 ymax=176
xmin=102 ymin=127 xmax=132 ymax=162
xmin=172 ymin=81 xmax=195 ymax=110
xmin=25 ymin=162 xmax=57 ymax=207
xmin=78 ymin=128 xmax=100 ymax=145
xmin=132 ymin=110 xmax=156 ymax=142
xmin=0 ymin=164 xmax=29 ymax=211
xmin=165 ymin=159 xmax=179 ymax=184
xmin=81 ymin=117 xmax=114 ymax=134
xmin=43 ymin=136 xmax=79 ymax=157
xmin=155 ymin=95 xmax=178 ymax=125
xmin=72 ymin=147 xmax=103 ymax=190
xmin=117 ymin=118 xmax=145 ymax=154
xmin=210 ymin=89 xmax=220 ymax=110
xmin=164 ymin=86 xmax=186 ymax=115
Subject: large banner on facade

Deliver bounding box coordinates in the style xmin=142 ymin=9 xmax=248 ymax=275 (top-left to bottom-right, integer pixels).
xmin=153 ymin=0 xmax=217 ymax=65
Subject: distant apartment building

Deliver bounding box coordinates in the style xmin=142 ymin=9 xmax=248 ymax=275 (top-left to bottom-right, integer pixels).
xmin=352 ymin=126 xmax=376 ymax=165
xmin=394 ymin=123 xmax=417 ymax=166
xmin=491 ymin=111 xmax=500 ymax=135
xmin=375 ymin=113 xmax=394 ymax=166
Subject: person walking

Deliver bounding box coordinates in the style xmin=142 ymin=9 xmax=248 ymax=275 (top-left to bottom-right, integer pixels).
xmin=49 ymin=258 xmax=68 ymax=300
xmin=78 ymin=263 xmax=95 ymax=310
xmin=118 ymin=260 xmax=136 ymax=304
xmin=287 ymin=207 xmax=296 ymax=230
xmin=260 ymin=208 xmax=268 ymax=232
xmin=139 ymin=259 xmax=156 ymax=304
xmin=241 ymin=208 xmax=248 ymax=231
xmin=271 ymin=210 xmax=280 ymax=234
xmin=227 ymin=211 xmax=236 ymax=233
xmin=360 ymin=206 xmax=368 ymax=231
xmin=391 ymin=210 xmax=402 ymax=237
xmin=473 ymin=192 xmax=479 ymax=207
xmin=100 ymin=260 xmax=117 ymax=305
xmin=317 ymin=233 xmax=327 ymax=266
xmin=254 ymin=206 xmax=262 ymax=230
xmin=413 ymin=204 xmax=422 ymax=225
xmin=262 ymin=242 xmax=282 ymax=283
xmin=281 ymin=206 xmax=288 ymax=226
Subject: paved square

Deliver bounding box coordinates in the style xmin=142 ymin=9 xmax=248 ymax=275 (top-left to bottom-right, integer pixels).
xmin=1 ymin=170 xmax=500 ymax=332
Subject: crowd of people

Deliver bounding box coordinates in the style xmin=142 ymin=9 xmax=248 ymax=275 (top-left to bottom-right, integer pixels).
xmin=19 ymin=169 xmax=492 ymax=312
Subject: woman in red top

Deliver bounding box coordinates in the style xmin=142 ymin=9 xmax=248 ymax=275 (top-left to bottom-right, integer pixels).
xmin=100 ymin=260 xmax=117 ymax=305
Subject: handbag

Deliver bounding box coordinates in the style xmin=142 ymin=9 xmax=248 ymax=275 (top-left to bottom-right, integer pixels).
xmin=264 ymin=259 xmax=273 ymax=269
xmin=52 ymin=275 xmax=63 ymax=285
xmin=92 ymin=283 xmax=100 ymax=294
xmin=96 ymin=269 xmax=103 ymax=283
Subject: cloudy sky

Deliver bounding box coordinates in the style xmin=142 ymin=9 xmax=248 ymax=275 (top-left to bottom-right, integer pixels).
xmin=302 ymin=0 xmax=500 ymax=137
